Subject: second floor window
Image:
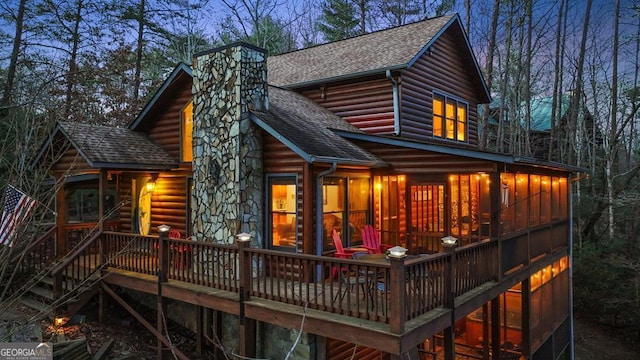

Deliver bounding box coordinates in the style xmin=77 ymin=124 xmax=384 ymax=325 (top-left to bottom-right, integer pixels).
xmin=433 ymin=93 xmax=467 ymax=142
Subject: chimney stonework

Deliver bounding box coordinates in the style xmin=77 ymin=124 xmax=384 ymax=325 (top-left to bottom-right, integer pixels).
xmin=191 ymin=43 xmax=265 ymax=244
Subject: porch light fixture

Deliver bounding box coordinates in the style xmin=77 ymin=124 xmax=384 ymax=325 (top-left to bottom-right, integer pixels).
xmin=158 ymin=224 xmax=171 ymax=234
xmin=236 ymin=232 xmax=252 ymax=243
xmin=146 ymin=179 xmax=156 ymax=193
xmin=441 ymin=235 xmax=458 ymax=245
xmin=388 ymin=246 xmax=408 ymax=258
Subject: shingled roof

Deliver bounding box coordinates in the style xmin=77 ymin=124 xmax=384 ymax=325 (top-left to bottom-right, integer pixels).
xmin=55 ymin=122 xmax=177 ymax=169
xmin=267 ymin=14 xmax=454 ymax=87
xmin=251 ymin=87 xmax=386 ymax=167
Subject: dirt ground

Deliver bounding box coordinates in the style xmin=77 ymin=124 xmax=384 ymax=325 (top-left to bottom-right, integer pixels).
xmin=3 ymin=303 xmax=640 ymax=359
xmin=573 ymin=316 xmax=639 ymax=360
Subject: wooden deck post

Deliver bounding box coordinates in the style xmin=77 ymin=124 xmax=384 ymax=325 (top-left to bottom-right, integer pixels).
xmin=158 ymin=226 xmax=169 ymax=283
xmin=157 ymin=225 xmax=170 ymax=359
xmin=389 ymin=254 xmax=406 ymax=335
xmin=237 ymin=238 xmax=256 ymax=357
xmin=443 ymin=242 xmax=456 ymax=360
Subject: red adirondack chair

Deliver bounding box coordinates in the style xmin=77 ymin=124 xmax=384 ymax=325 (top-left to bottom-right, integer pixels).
xmin=361 ymin=225 xmax=393 ymax=254
xmin=332 ymin=229 xmax=358 ymax=258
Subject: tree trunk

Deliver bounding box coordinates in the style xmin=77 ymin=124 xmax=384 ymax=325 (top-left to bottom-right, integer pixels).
xmin=133 ymin=0 xmax=146 ymax=101
xmin=1 ymin=0 xmax=26 ymax=107
xmin=64 ymin=0 xmax=84 ymax=118
xmin=480 ymin=0 xmax=501 ymax=151
xmin=549 ymin=0 xmax=565 ymax=162
xmin=607 ymin=0 xmax=619 ymax=241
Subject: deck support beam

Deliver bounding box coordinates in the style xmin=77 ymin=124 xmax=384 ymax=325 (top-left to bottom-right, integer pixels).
xmin=491 ymin=297 xmax=500 ymax=359
xmin=237 ymin=239 xmax=256 ymax=358
xmin=100 ymin=283 xmax=188 ymax=360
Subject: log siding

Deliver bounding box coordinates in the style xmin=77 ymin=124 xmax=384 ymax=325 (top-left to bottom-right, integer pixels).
xmin=301 ymin=78 xmax=395 ymax=135
xmin=400 ymin=29 xmax=480 ymax=147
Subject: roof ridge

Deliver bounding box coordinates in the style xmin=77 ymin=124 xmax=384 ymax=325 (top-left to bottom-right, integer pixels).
xmin=269 ymin=13 xmax=455 ymax=58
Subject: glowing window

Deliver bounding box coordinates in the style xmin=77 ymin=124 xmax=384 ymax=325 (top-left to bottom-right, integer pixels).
xmin=182 ymin=101 xmax=193 ymax=162
xmin=432 ymin=92 xmax=467 ymax=142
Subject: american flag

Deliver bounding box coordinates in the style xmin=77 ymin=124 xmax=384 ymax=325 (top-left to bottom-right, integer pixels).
xmin=0 ymin=185 xmax=38 ymax=246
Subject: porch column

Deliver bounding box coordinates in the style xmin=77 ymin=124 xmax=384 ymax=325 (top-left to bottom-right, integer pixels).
xmin=191 ymin=43 xmax=266 ymax=245
xmin=490 ymin=172 xmax=502 ymax=282
xmin=55 ymin=179 xmax=66 ymax=257
xmin=443 ymin=242 xmax=456 ymax=360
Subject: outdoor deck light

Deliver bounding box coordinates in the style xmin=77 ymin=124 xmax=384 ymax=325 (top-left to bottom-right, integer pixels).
xmin=388 ymin=246 xmax=407 ymax=258
xmin=158 ymin=224 xmax=171 ymax=234
xmin=441 ymin=235 xmax=458 ymax=245
xmin=54 ymin=316 xmax=68 ymax=326
xmin=236 ymin=232 xmax=252 ymax=243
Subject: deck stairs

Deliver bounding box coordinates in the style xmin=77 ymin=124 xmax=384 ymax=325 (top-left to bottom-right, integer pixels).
xmin=19 ymin=274 xmax=100 ymax=322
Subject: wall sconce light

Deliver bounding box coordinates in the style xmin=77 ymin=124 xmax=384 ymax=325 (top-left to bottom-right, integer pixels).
xmin=387 ymin=246 xmax=408 ymax=258
xmin=441 ymin=236 xmax=458 ymax=246
xmin=158 ymin=224 xmax=171 ymax=234
xmin=236 ymin=232 xmax=251 ymax=243
xmin=146 ymin=179 xmax=156 ymax=193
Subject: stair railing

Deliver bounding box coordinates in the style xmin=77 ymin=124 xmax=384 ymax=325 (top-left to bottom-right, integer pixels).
xmin=50 ymin=230 xmax=104 ymax=303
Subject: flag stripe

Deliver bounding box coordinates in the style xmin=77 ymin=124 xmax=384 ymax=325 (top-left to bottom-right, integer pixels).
xmin=0 ymin=185 xmax=38 ymax=246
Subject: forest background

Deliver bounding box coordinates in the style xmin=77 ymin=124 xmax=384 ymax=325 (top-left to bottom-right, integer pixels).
xmin=1 ymin=0 xmax=639 ymax=350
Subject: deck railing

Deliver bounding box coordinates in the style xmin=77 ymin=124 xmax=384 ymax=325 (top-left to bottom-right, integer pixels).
xmin=67 ymin=231 xmax=501 ymax=329
xmin=453 ymin=240 xmax=499 ymax=296
xmin=245 ymin=248 xmax=392 ymax=322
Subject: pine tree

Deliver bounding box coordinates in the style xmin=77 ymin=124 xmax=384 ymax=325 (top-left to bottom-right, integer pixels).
xmin=317 ymin=0 xmax=360 ymax=42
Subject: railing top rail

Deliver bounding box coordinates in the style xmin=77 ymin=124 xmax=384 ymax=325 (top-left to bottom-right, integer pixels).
xmin=103 ymin=231 xmax=239 ymax=250
xmin=405 ymin=252 xmax=449 ymax=265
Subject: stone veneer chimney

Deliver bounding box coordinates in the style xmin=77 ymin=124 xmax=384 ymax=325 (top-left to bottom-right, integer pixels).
xmin=191 ymin=43 xmax=266 ymax=244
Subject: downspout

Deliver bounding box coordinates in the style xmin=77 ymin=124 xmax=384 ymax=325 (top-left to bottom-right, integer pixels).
xmin=568 ymin=174 xmax=575 ymax=360
xmin=315 ymin=162 xmax=337 ymax=257
xmin=386 ymin=70 xmax=400 ymax=135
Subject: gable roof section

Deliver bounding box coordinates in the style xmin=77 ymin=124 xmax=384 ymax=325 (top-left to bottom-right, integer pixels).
xmin=130 ymin=62 xmax=192 ymax=131
xmin=251 ymin=87 xmax=386 ymax=167
xmin=33 ymin=122 xmax=177 ymax=170
xmin=267 ymin=14 xmax=490 ymax=102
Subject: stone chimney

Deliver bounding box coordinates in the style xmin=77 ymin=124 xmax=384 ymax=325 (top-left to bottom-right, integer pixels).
xmin=191 ymin=43 xmax=266 ymax=244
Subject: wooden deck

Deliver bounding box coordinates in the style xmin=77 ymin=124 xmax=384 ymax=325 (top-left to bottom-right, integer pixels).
xmin=22 ymin=230 xmax=506 ymax=355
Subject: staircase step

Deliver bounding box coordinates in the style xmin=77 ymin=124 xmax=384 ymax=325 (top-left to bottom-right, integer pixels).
xmin=38 ymin=276 xmax=79 ymax=291
xmin=28 ymin=286 xmax=55 ymax=300
xmin=19 ymin=297 xmax=53 ymax=316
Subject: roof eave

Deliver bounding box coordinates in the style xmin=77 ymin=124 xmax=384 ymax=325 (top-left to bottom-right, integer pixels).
xmin=336 ymin=130 xmax=513 ymax=163
xmin=276 ymin=64 xmax=406 ymax=89
xmin=89 ymin=162 xmax=179 ymax=170
xmin=129 ymin=63 xmax=192 ymax=130
xmin=336 ymin=130 xmax=581 ymax=173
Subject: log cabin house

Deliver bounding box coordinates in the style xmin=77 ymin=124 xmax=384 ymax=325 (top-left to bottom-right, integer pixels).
xmin=27 ymin=13 xmax=576 ymax=360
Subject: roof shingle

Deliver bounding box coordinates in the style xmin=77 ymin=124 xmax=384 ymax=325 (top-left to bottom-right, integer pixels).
xmin=267 ymin=15 xmax=454 ymax=87
xmin=58 ymin=122 xmax=177 ymax=169
xmin=251 ymin=87 xmax=385 ymax=166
